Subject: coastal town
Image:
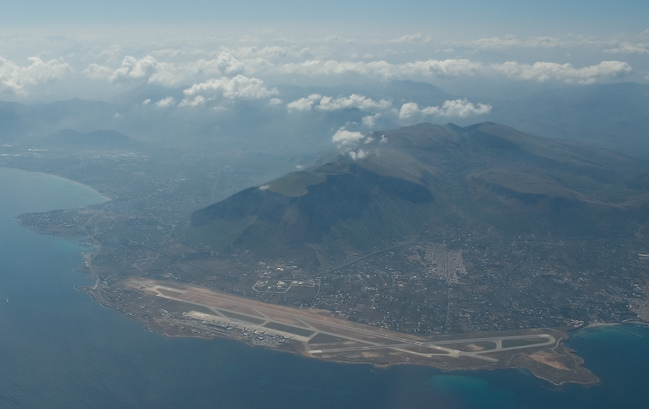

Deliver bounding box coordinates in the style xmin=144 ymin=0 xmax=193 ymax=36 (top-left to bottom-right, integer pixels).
xmin=4 ymin=130 xmax=649 ymax=386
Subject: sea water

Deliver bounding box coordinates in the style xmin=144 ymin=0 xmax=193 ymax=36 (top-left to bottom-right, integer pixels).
xmin=1 ymin=166 xmax=648 ymax=409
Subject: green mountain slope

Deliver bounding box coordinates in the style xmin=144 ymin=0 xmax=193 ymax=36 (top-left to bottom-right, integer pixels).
xmin=187 ymin=122 xmax=649 ymax=270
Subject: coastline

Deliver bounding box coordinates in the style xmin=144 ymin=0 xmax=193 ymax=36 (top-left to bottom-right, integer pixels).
xmin=79 ymin=271 xmax=601 ymax=386
xmin=12 ymin=205 xmax=611 ymax=387
xmin=6 ymin=174 xmax=636 ymax=388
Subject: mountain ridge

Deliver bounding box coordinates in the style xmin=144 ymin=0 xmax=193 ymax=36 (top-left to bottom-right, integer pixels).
xmin=186 ymin=122 xmax=649 ymax=270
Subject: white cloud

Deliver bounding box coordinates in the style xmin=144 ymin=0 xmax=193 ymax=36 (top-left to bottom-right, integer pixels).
xmin=362 ymin=113 xmax=381 ymax=128
xmin=179 ymin=75 xmax=278 ymax=107
xmin=401 ymin=59 xmax=481 ymax=78
xmin=277 ymin=59 xmax=394 ymax=77
xmin=229 ymin=45 xmax=313 ymax=60
xmin=287 ymin=93 xmax=391 ymax=113
xmin=180 ymin=95 xmax=206 ymax=107
xmin=83 ymin=52 xmax=246 ymax=87
xmin=604 ymin=42 xmax=649 ymax=55
xmin=112 ymin=55 xmax=158 ymax=83
xmin=491 ymin=60 xmax=632 ymax=84
xmin=331 ymin=128 xmax=378 ymax=160
xmin=472 ymin=35 xmax=522 ymax=49
xmin=274 ymin=56 xmax=633 ymax=85
xmin=199 ymin=53 xmax=245 ymax=76
xmin=429 ymin=99 xmax=492 ymax=117
xmin=323 ymin=35 xmax=355 ymax=44
xmin=317 ymin=94 xmax=391 ymax=111
xmin=389 ymin=34 xmax=433 ymax=44
xmin=82 ymin=63 xmax=114 ymax=81
xmin=3 ymin=31 xmax=643 ymax=102
xmin=398 ymin=102 xmax=421 ymax=120
xmin=150 ymin=47 xmax=210 ymax=58
xmin=472 ymin=35 xmax=568 ymax=49
xmin=526 ymin=36 xmax=567 ymax=48
xmin=83 ymin=55 xmax=157 ymax=83
xmin=141 ymin=62 xmax=183 ymax=86
xmin=0 ymin=56 xmax=72 ymax=95
xmin=469 ymin=33 xmax=649 ymax=53
xmin=277 ymin=58 xmax=483 ymax=79
xmin=85 ymin=44 xmax=123 ymax=62
xmin=154 ymin=97 xmax=176 ymax=108
xmin=289 ymin=93 xmax=491 ymax=124
xmin=149 ymin=54 xmax=245 ymax=87
xmin=348 ymin=149 xmax=367 ymax=160
xmin=287 ymin=93 xmax=322 ymax=112
xmin=399 ymin=99 xmax=492 ymax=120
xmin=332 ymin=127 xmax=367 ymax=147
xmin=76 ymin=37 xmax=637 ymax=98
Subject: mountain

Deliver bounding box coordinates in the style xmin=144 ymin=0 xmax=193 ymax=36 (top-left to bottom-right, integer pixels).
xmin=187 ymin=122 xmax=649 ymax=270
xmin=0 ymin=99 xmax=123 ymax=144
xmin=485 ymin=82 xmax=649 ymax=158
xmin=44 ymin=129 xmax=137 ymax=149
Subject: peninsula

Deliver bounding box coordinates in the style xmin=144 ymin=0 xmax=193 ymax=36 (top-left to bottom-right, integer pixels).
xmin=8 ymin=122 xmax=649 ymax=385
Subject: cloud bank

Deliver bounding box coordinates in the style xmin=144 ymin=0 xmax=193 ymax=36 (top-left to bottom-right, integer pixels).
xmin=491 ymin=60 xmax=632 ymax=84
xmin=287 ymin=93 xmax=391 ymax=112
xmin=79 ymin=43 xmax=635 ymax=92
xmin=275 ymin=58 xmax=631 ymax=84
xmin=0 ymin=57 xmax=72 ymax=95
xmin=179 ymin=75 xmax=278 ymax=107
xmin=83 ymin=53 xmax=246 ymax=86
xmin=0 ymin=29 xmax=645 ymax=103
xmin=399 ymin=99 xmax=492 ymax=120
xmin=287 ymin=93 xmax=492 ymax=124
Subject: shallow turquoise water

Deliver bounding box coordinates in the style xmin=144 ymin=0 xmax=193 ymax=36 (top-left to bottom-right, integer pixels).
xmin=1 ymin=166 xmax=648 ymax=408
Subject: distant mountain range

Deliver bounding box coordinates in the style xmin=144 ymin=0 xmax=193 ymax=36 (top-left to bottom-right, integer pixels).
xmin=2 ymin=81 xmax=648 ymax=159
xmin=44 ymin=129 xmax=136 ymax=149
xmin=187 ymin=122 xmax=649 ymax=270
xmin=485 ymin=82 xmax=649 ymax=156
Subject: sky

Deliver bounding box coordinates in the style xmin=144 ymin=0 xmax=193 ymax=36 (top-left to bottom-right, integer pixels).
xmin=3 ymin=1 xmax=648 ymax=32
xmin=1 ymin=0 xmax=648 ymax=104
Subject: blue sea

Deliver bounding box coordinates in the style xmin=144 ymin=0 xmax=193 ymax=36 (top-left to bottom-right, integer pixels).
xmin=1 ymin=166 xmax=648 ymax=409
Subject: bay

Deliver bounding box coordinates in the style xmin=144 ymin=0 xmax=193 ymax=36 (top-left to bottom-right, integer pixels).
xmin=1 ymin=166 xmax=648 ymax=408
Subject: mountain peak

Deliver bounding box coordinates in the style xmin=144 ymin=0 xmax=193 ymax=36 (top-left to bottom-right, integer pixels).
xmin=186 ymin=122 xmax=649 ymax=270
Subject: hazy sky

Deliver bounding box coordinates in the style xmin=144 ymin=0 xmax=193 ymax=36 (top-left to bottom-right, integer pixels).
xmin=3 ymin=0 xmax=648 ymax=33
xmin=1 ymin=0 xmax=648 ymax=103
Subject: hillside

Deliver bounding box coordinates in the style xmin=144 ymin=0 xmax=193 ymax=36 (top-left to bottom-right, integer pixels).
xmin=188 ymin=122 xmax=649 ymax=270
